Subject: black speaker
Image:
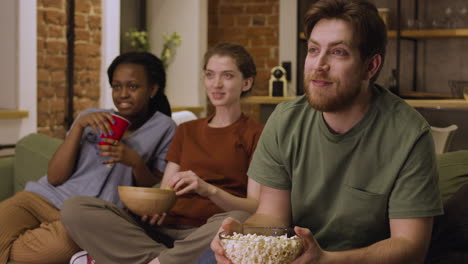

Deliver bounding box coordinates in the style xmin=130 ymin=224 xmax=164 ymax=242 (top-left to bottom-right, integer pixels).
xmin=269 ymin=66 xmax=288 ymax=97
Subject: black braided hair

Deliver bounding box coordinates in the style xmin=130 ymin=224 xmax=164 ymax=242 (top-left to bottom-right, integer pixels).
xmin=107 ymin=52 xmax=172 ymax=117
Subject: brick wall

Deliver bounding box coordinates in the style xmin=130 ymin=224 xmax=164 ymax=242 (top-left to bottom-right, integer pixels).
xmin=37 ymin=0 xmax=101 ymax=138
xmin=208 ymin=0 xmax=279 ymax=120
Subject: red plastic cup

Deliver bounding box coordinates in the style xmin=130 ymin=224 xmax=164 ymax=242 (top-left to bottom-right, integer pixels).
xmin=98 ymin=114 xmax=131 ymax=145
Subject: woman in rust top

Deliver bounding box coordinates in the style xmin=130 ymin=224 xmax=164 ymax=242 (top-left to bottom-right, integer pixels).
xmin=61 ymin=43 xmax=264 ymax=264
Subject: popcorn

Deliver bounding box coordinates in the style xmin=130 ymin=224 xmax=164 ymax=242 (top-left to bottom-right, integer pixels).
xmin=220 ymin=232 xmax=303 ymax=264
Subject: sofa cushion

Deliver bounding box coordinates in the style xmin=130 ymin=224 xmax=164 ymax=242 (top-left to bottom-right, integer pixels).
xmin=0 ymin=156 xmax=14 ymax=201
xmin=14 ymin=133 xmax=62 ymax=193
xmin=436 ymin=150 xmax=468 ymax=203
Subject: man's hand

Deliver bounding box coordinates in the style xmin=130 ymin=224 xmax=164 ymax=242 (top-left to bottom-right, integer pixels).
xmin=211 ymin=217 xmax=243 ymax=264
xmin=291 ymin=226 xmax=327 ymax=264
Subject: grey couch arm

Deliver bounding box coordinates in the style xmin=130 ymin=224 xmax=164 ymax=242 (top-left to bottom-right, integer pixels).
xmin=0 ymin=156 xmax=14 ymax=201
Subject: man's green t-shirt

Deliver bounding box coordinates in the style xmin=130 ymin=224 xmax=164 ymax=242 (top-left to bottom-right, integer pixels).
xmin=248 ymin=85 xmax=443 ymax=251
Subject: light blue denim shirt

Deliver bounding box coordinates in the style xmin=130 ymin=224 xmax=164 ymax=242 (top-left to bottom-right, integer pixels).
xmin=25 ymin=108 xmax=176 ymax=209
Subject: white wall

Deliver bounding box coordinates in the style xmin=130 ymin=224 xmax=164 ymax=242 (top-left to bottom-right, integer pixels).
xmin=0 ymin=0 xmax=37 ymax=145
xmin=0 ymin=0 xmax=17 ymax=110
xmin=100 ymin=0 xmax=120 ymax=110
xmin=279 ymin=0 xmax=298 ymax=95
xmin=146 ymin=0 xmax=207 ymax=109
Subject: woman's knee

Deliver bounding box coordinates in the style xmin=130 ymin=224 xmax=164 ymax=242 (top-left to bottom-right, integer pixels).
xmin=61 ymin=196 xmax=98 ymax=229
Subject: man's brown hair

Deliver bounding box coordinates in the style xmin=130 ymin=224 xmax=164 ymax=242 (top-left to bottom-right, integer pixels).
xmin=304 ymin=0 xmax=387 ymax=84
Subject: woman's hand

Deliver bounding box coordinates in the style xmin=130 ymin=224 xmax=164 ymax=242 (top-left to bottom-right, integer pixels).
xmin=141 ymin=212 xmax=167 ymax=226
xmin=76 ymin=111 xmax=115 ymax=136
xmin=97 ymin=138 xmax=140 ymax=168
xmin=167 ymin=170 xmax=217 ymax=197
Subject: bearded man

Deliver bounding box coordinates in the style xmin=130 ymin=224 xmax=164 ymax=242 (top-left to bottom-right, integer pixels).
xmin=210 ymin=0 xmax=443 ymax=263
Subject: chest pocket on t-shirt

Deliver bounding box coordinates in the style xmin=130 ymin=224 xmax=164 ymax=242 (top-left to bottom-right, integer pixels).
xmin=319 ymin=184 xmax=389 ymax=251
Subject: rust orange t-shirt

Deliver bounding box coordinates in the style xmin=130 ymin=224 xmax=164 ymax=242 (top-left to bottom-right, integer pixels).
xmin=164 ymin=114 xmax=263 ymax=227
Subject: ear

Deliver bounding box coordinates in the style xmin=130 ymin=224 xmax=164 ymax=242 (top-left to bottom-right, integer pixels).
xmin=150 ymin=84 xmax=159 ymax=98
xmin=242 ymin=77 xmax=254 ymax=92
xmin=364 ymin=54 xmax=382 ymax=81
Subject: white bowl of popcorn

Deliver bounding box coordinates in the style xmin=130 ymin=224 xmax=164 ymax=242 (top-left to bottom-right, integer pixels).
xmin=219 ymin=226 xmax=303 ymax=264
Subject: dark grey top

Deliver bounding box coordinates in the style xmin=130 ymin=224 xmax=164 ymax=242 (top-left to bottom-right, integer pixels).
xmin=25 ymin=108 xmax=176 ymax=209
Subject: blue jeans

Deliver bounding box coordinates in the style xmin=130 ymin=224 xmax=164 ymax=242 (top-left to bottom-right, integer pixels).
xmin=196 ymin=249 xmax=217 ymax=264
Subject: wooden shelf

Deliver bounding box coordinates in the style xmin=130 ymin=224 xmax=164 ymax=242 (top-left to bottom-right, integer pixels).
xmin=0 ymin=110 xmax=29 ymax=119
xmin=241 ymin=96 xmax=296 ymax=104
xmin=399 ymin=91 xmax=455 ymax=99
xmin=406 ymin=99 xmax=468 ymax=109
xmin=171 ymin=106 xmax=205 ymax=117
xmin=388 ymin=29 xmax=468 ymax=39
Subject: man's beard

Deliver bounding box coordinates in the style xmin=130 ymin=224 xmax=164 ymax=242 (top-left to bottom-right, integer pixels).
xmin=304 ymin=74 xmax=361 ymax=112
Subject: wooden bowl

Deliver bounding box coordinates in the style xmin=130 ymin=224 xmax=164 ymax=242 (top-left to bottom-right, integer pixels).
xmin=118 ymin=186 xmax=176 ymax=216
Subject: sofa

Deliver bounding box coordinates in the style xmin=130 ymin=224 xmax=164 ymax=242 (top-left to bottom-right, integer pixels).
xmin=0 ymin=133 xmax=467 ymax=263
xmin=0 ymin=133 xmax=63 ymax=264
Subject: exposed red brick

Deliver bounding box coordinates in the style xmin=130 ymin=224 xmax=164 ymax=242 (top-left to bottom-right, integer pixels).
xmin=247 ymin=27 xmax=276 ymax=36
xmin=220 ymin=16 xmax=235 ymax=27
xmin=44 ymin=10 xmax=66 ymax=25
xmin=74 ymin=55 xmax=87 ymax=69
xmin=75 ymin=14 xmax=86 ymax=28
xmin=38 ymin=84 xmax=55 ymax=98
xmin=91 ymin=30 xmax=102 ymax=44
xmin=46 ymin=40 xmax=66 ymax=53
xmin=37 ymin=22 xmax=47 ymax=37
xmin=75 ymin=29 xmax=91 ymax=41
xmin=219 ymin=5 xmax=244 ymax=15
xmin=91 ymin=0 xmax=102 ymax=13
xmin=38 ymin=0 xmax=102 ymax=137
xmin=51 ymin=70 xmax=66 ymax=83
xmin=56 ymin=85 xmax=67 ymax=97
xmin=209 ymin=14 xmax=218 ymax=26
xmin=246 ymin=5 xmax=272 ymax=14
xmin=251 ymin=37 xmax=265 ymax=46
xmin=37 ymin=127 xmax=53 ymax=137
xmin=51 ymin=97 xmax=66 ymax=112
xmin=267 ymin=15 xmax=278 ymax=25
xmin=86 ymin=58 xmax=101 ymax=70
xmin=37 ymin=55 xmax=47 ymax=68
xmin=38 ymin=99 xmax=51 ymax=113
xmin=45 ymin=55 xmax=67 ymax=69
xmin=38 ymin=69 xmax=50 ymax=82
xmin=52 ymin=126 xmax=67 ymax=138
xmin=75 ymin=0 xmax=91 ymax=14
xmin=88 ymin=15 xmax=101 ymax=30
xmin=48 ymin=25 xmax=66 ymax=39
xmin=264 ymin=36 xmax=278 ymax=45
xmin=37 ymin=112 xmax=50 ymax=127
xmin=75 ymin=43 xmax=100 ymax=57
xmin=88 ymin=87 xmax=100 ymax=99
xmin=236 ymin=15 xmax=251 ymax=26
xmin=55 ymin=112 xmax=66 ymax=126
xmin=252 ymin=16 xmax=266 ymax=26
xmin=249 ymin=47 xmax=270 ymax=57
xmin=41 ymin=0 xmax=64 ymax=9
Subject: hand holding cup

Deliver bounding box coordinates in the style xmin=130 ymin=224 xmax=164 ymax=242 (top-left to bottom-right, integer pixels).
xmin=97 ymin=114 xmax=131 ymax=167
xmin=98 ymin=114 xmax=131 ymax=146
